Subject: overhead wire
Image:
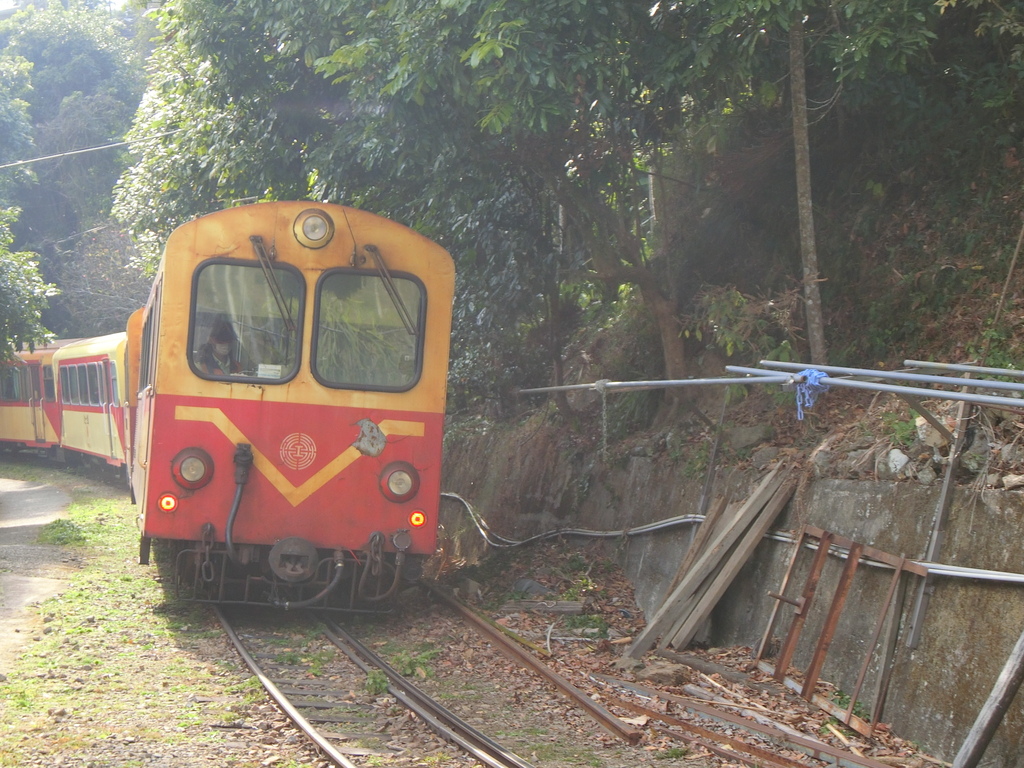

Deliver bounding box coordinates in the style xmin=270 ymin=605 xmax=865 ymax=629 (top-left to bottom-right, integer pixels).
xmin=0 ymin=129 xmax=182 ymax=171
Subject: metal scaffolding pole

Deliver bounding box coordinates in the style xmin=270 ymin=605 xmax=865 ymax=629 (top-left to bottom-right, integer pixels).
xmin=725 ymin=365 xmax=1024 ymax=410
xmin=756 ymin=359 xmax=1024 ymax=394
xmin=905 ymin=359 xmax=1024 ymax=380
xmin=518 ymin=374 xmax=797 ymax=396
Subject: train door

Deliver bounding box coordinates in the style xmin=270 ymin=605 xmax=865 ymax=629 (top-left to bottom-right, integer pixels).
xmin=134 ymin=285 xmax=161 ymax=564
xmin=105 ymin=360 xmax=123 ymax=461
xmin=26 ymin=362 xmax=44 ymax=442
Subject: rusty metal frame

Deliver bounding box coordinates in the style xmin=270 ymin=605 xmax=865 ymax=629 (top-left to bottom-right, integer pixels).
xmin=593 ymin=673 xmax=909 ymax=768
xmin=757 ymin=526 xmax=927 ymax=737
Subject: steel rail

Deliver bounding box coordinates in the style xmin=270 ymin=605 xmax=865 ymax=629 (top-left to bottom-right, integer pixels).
xmin=426 ymin=584 xmax=644 ymax=744
xmin=212 ymin=607 xmax=361 ymax=768
xmin=316 ymin=612 xmax=535 ymax=768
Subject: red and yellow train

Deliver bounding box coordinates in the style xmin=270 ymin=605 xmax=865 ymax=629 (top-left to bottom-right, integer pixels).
xmin=0 ymin=201 xmax=455 ymax=610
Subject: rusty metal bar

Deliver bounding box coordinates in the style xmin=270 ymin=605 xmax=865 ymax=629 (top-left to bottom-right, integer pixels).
xmin=845 ymin=556 xmax=906 ymax=726
xmin=615 ymin=698 xmax=811 ymax=768
xmin=801 ymin=525 xmax=928 ymax=578
xmin=870 ymin=569 xmax=909 ymax=734
xmin=757 ymin=524 xmax=808 ymax=662
xmin=895 ymin=392 xmax=955 ymax=444
xmin=593 ymin=673 xmax=905 ymax=768
xmin=907 ymin=398 xmax=974 ymax=648
xmin=801 ymin=542 xmax=863 ymax=698
xmin=774 ymin=531 xmax=833 ymax=681
xmin=427 ymin=584 xmax=643 ymax=744
xmin=759 ymin=661 xmax=876 ymax=738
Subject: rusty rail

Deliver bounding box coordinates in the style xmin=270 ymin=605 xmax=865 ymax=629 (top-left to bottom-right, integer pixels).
xmin=426 ymin=584 xmax=644 ymax=744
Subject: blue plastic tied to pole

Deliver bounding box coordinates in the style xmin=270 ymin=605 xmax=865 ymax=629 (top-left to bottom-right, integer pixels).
xmin=795 ymin=369 xmax=829 ymax=420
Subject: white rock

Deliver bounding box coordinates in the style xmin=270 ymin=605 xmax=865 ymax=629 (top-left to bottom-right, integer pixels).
xmin=888 ymin=449 xmax=910 ymax=475
xmin=1003 ymin=474 xmax=1024 ymax=490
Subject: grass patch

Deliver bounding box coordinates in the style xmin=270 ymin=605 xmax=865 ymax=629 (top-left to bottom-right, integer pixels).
xmin=0 ymin=459 xmax=311 ymax=768
xmin=36 ymin=518 xmax=87 ymax=546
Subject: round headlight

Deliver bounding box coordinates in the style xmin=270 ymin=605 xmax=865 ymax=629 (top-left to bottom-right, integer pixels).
xmin=179 ymin=456 xmax=207 ymax=483
xmin=170 ymin=447 xmax=214 ymax=490
xmin=388 ymin=470 xmax=414 ymax=496
xmin=293 ymin=208 xmax=335 ymax=248
xmin=379 ymin=462 xmax=420 ymax=503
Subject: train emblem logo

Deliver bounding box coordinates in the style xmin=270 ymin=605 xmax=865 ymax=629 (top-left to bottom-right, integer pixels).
xmin=280 ymin=432 xmax=317 ymax=470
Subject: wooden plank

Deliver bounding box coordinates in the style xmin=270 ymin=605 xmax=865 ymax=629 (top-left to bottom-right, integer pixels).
xmin=625 ymin=466 xmax=786 ymax=658
xmin=664 ymin=494 xmax=731 ymax=597
xmin=665 ymin=475 xmax=797 ymax=650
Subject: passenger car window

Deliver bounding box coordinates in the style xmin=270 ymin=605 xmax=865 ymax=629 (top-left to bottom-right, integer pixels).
xmin=313 ymin=271 xmax=423 ymax=390
xmin=191 ymin=262 xmax=303 ymax=381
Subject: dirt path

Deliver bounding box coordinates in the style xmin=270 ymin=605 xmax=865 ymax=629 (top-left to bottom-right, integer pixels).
xmin=0 ymin=478 xmax=73 ymax=675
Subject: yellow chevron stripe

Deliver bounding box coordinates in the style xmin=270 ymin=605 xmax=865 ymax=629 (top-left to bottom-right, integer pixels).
xmin=174 ymin=406 xmax=423 ymax=506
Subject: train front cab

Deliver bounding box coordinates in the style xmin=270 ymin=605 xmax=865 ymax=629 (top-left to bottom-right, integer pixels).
xmin=133 ymin=202 xmax=455 ymax=610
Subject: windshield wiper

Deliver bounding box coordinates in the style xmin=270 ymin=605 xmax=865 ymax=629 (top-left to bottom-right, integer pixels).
xmin=362 ymin=243 xmax=416 ymax=336
xmin=250 ymin=235 xmax=297 ymax=334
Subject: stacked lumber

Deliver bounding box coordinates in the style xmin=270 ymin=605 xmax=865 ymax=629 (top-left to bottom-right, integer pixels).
xmin=626 ymin=465 xmax=796 ymax=659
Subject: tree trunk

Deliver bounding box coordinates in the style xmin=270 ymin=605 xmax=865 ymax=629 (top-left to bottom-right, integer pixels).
xmin=789 ymin=17 xmax=828 ymax=365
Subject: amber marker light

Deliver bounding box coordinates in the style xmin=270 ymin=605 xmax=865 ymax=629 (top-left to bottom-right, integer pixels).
xmin=158 ymin=493 xmax=178 ymax=512
xmin=409 ymin=510 xmax=426 ymax=527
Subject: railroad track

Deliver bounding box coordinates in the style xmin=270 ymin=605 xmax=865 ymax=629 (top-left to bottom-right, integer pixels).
xmin=214 ymin=605 xmax=535 ymax=768
xmin=216 ymin=588 xmax=900 ymax=768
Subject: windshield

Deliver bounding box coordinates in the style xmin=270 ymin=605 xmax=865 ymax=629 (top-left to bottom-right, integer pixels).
xmin=191 ymin=262 xmax=303 ymax=381
xmin=313 ymin=270 xmax=423 ymax=390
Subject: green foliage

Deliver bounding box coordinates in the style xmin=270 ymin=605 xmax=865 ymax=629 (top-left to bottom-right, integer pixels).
xmin=0 ymin=54 xmax=34 ymax=201
xmin=830 ymin=688 xmax=871 ymax=720
xmin=364 ymin=669 xmax=388 ymax=696
xmin=560 ymin=576 xmax=597 ymax=601
xmin=685 ymin=285 xmax=800 ymax=362
xmin=656 ymin=747 xmax=690 ymax=759
xmin=0 ymin=1 xmax=145 ymax=337
xmin=106 ymin=0 xmax=1024 ymax=393
xmin=881 ymin=411 xmax=917 ymax=448
xmin=37 ymin=518 xmax=87 ymax=546
xmin=682 ymin=440 xmax=711 ymax=480
xmin=0 ymin=208 xmax=56 ymax=358
xmin=389 ymin=647 xmax=440 ymax=679
xmin=562 ymin=613 xmax=609 ymax=637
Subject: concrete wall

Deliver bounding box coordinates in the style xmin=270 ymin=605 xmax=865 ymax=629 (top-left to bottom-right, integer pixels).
xmin=441 ymin=426 xmax=1024 ymax=766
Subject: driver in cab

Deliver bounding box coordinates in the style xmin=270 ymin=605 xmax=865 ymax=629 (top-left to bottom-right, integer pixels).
xmin=197 ymin=320 xmax=242 ymax=375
